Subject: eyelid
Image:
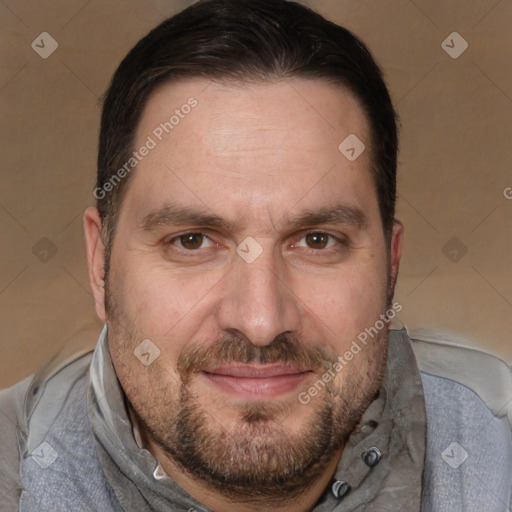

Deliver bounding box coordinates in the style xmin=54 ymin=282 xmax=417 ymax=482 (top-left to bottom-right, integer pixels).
xmin=291 ymin=230 xmax=348 ymax=249
xmin=164 ymin=229 xmax=347 ymax=253
xmin=166 ymin=231 xmax=215 ymax=251
xmin=297 ymin=234 xmax=334 ymax=249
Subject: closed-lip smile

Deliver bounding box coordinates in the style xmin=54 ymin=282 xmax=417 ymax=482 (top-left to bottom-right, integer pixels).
xmin=202 ymin=363 xmax=314 ymax=398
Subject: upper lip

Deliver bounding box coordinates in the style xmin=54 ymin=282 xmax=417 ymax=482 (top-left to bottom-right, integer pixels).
xmin=203 ymin=364 xmax=312 ymax=378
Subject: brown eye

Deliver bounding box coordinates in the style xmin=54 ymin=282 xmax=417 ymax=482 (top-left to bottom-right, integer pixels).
xmin=179 ymin=233 xmax=205 ymax=250
xmin=305 ymin=232 xmax=330 ymax=249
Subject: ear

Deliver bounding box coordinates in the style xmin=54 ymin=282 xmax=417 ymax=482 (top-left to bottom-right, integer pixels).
xmin=84 ymin=207 xmax=107 ymax=323
xmin=389 ymin=219 xmax=404 ymax=293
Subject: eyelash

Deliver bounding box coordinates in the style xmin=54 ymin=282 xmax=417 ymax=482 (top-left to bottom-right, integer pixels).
xmin=165 ymin=231 xmax=348 ymax=254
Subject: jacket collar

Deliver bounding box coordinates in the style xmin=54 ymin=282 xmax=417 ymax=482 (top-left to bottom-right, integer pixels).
xmin=88 ymin=325 xmax=426 ymax=511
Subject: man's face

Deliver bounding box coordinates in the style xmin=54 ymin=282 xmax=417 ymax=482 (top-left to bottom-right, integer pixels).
xmin=93 ymin=78 xmax=401 ymax=498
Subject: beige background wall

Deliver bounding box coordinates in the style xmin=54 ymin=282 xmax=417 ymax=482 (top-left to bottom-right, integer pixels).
xmin=1 ymin=0 xmax=511 ymax=389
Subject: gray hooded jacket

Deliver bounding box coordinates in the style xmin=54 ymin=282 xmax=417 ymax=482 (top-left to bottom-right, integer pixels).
xmin=1 ymin=326 xmax=511 ymax=511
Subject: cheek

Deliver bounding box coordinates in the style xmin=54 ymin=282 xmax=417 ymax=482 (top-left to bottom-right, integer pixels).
xmin=109 ymin=254 xmax=225 ymax=346
xmin=295 ymin=259 xmax=388 ymax=347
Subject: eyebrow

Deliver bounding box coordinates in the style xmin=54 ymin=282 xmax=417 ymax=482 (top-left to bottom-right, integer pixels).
xmin=138 ymin=201 xmax=368 ymax=233
xmin=139 ymin=204 xmax=235 ymax=232
xmin=287 ymin=203 xmax=368 ymax=230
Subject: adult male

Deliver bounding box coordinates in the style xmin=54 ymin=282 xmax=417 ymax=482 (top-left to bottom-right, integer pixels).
xmin=1 ymin=0 xmax=511 ymax=511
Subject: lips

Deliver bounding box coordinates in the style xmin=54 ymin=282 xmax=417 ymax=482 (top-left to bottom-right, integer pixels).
xmin=202 ymin=364 xmax=313 ymax=398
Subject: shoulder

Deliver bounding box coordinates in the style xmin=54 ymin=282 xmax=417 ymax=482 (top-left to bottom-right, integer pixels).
xmin=407 ymin=330 xmax=512 ymax=511
xmin=0 ymin=376 xmax=33 ymax=509
xmin=409 ymin=331 xmax=512 ymax=423
xmin=0 ymin=348 xmax=94 ymax=510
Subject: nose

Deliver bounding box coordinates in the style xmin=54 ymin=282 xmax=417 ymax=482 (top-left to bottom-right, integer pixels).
xmin=216 ymin=243 xmax=302 ymax=347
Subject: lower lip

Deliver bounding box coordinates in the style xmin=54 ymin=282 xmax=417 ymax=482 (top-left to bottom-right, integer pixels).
xmin=202 ymin=371 xmax=313 ymax=399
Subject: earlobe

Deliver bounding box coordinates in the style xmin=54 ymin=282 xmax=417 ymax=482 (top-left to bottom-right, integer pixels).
xmin=83 ymin=207 xmax=107 ymax=322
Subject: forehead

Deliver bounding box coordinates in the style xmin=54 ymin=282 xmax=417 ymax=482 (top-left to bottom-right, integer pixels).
xmin=126 ymin=77 xmax=376 ymax=228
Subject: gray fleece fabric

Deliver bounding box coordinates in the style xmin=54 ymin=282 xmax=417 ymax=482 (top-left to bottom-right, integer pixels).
xmin=1 ymin=326 xmax=510 ymax=511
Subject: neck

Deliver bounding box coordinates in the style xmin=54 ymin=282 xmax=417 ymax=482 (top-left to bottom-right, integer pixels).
xmin=129 ymin=408 xmax=344 ymax=512
xmin=152 ymin=438 xmax=343 ymax=512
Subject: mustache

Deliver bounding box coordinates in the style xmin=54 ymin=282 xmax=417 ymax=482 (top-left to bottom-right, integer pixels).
xmin=176 ymin=333 xmax=338 ymax=382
